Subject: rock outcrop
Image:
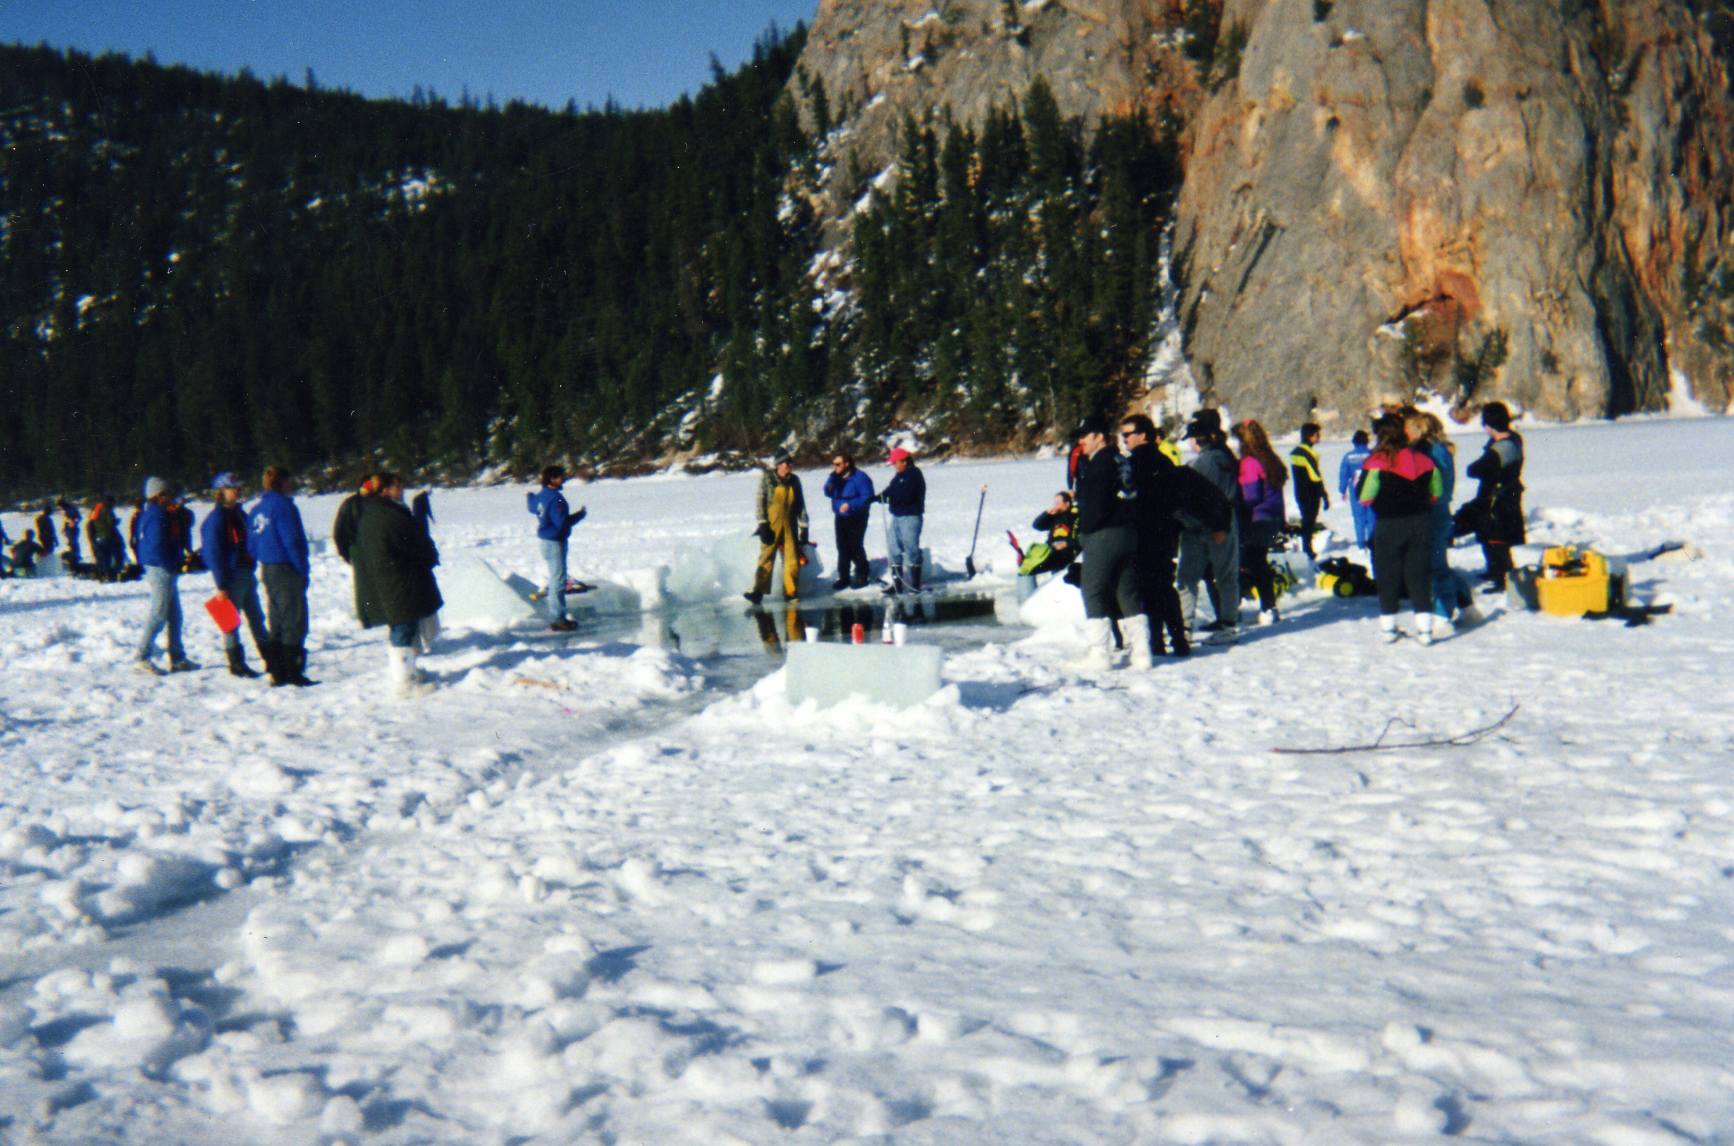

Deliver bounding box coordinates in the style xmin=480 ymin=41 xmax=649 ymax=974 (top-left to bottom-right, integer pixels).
xmin=796 ymin=0 xmax=1734 ymax=422
xmin=1171 ymin=0 xmax=1734 ymax=423
xmin=796 ymin=0 xmax=1196 ymax=218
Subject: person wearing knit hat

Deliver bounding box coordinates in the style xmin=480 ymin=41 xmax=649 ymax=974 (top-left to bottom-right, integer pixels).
xmin=201 ymin=471 xmax=269 ymax=678
xmin=134 ymin=478 xmax=198 ymax=675
xmin=1464 ymin=401 xmax=1526 ymax=591
xmin=744 ymin=453 xmax=808 ymax=605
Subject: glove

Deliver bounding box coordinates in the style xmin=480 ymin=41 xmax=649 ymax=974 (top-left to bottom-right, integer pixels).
xmin=756 ymin=523 xmax=775 ymax=545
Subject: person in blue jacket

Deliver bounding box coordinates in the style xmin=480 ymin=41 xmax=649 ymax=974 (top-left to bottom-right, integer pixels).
xmin=880 ymin=447 xmax=926 ymax=593
xmin=134 ymin=477 xmax=198 ymax=675
xmin=821 ymin=452 xmax=875 ymax=590
xmin=1338 ymin=429 xmax=1374 ymax=549
xmin=248 ymin=464 xmax=314 ymax=686
xmin=201 ymin=471 xmax=269 ymax=678
xmin=527 ymin=464 xmax=586 ymax=632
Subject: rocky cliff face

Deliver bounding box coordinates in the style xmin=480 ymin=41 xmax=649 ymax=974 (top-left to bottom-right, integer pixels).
xmin=797 ymin=0 xmax=1198 ymax=216
xmin=796 ymin=0 xmax=1734 ymax=423
xmin=1172 ymin=0 xmax=1734 ymax=424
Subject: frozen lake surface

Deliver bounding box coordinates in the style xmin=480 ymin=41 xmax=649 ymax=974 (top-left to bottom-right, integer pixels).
xmin=3 ymin=417 xmax=1733 ymax=1143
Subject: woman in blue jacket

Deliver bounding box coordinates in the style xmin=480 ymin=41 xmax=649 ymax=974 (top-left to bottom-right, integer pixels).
xmin=822 ymin=452 xmax=875 ymax=590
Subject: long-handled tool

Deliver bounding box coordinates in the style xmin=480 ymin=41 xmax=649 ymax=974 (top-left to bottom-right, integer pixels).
xmin=964 ymin=485 xmax=988 ymax=578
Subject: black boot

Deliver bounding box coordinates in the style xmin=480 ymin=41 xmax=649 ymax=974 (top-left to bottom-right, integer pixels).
xmin=227 ymin=645 xmax=261 ymax=679
xmin=883 ymin=565 xmax=904 ymax=596
xmin=909 ymin=563 xmax=922 ymax=592
xmin=264 ymin=642 xmax=290 ymax=687
xmin=288 ymin=646 xmax=316 ymax=687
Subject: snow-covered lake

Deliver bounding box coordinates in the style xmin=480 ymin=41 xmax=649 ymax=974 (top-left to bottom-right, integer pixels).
xmin=3 ymin=417 xmax=1733 ymax=1143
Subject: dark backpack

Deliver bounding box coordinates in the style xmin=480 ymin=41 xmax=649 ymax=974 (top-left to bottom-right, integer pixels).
xmin=1171 ymin=465 xmax=1233 ymax=534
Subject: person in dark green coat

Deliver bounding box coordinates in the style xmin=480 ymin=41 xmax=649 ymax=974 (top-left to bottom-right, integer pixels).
xmin=351 ymin=472 xmax=443 ymax=696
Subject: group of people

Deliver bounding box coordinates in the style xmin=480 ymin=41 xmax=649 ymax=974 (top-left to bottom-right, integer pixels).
xmin=12 ymin=402 xmax=1526 ymax=687
xmin=741 ymin=446 xmax=928 ymax=607
xmin=1022 ymin=400 xmax=1527 ymax=665
xmin=122 ymin=464 xmax=442 ymax=697
xmin=1 ymin=496 xmax=144 ymax=580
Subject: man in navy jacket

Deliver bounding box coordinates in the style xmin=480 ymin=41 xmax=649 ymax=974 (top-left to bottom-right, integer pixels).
xmin=134 ymin=477 xmax=198 ymax=675
xmin=821 ymin=452 xmax=875 ymax=589
xmin=880 ymin=447 xmax=926 ymax=593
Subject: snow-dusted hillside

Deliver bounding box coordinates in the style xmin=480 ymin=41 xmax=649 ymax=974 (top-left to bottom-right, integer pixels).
xmin=3 ymin=418 xmax=1733 ymax=1143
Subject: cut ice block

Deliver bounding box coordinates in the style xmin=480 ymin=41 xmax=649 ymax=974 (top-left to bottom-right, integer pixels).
xmin=439 ymin=556 xmax=538 ymax=628
xmin=786 ymin=643 xmax=943 ymax=709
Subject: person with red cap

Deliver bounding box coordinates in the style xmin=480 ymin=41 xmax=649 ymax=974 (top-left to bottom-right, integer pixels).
xmin=880 ymin=446 xmax=926 ymax=593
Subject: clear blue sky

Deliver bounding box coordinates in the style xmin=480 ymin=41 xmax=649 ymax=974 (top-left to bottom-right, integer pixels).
xmin=0 ymin=0 xmax=821 ymax=110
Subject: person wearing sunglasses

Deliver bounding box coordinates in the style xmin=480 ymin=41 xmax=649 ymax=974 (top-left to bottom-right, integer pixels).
xmin=821 ymin=453 xmax=875 ymax=590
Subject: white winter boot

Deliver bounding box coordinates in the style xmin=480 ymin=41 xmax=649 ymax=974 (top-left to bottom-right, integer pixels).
xmin=1379 ymin=614 xmax=1401 ymax=644
xmin=388 ymin=646 xmax=435 ymax=698
xmin=1121 ymin=615 xmax=1154 ymax=670
xmin=1429 ymin=613 xmax=1454 ymax=641
xmin=1074 ymin=617 xmax=1114 ymax=672
xmin=1415 ymin=613 xmax=1436 ymax=646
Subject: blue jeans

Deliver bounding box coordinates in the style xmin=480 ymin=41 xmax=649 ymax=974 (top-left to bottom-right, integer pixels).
xmin=1430 ymin=508 xmax=1468 ymax=617
xmin=540 ymin=538 xmax=568 ymax=620
xmin=137 ymin=566 xmax=186 ymax=662
xmin=221 ymin=569 xmax=269 ymax=652
xmin=888 ymin=514 xmax=922 ymax=571
xmin=1350 ymin=500 xmax=1376 ymax=548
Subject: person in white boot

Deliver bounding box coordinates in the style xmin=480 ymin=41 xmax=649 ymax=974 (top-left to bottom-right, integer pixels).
xmin=1357 ymin=415 xmax=1442 ymax=644
xmin=1072 ymin=416 xmax=1149 ymax=670
xmin=350 ymin=472 xmax=444 ymax=697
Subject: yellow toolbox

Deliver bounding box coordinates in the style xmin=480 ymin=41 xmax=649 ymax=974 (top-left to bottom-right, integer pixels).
xmin=1533 ymin=546 xmax=1623 ymax=617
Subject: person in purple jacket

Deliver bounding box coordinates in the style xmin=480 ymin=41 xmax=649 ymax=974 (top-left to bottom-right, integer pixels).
xmin=822 ymin=452 xmax=875 ymax=590
xmin=248 ymin=464 xmax=314 ymax=686
xmin=1231 ymin=418 xmax=1288 ymax=625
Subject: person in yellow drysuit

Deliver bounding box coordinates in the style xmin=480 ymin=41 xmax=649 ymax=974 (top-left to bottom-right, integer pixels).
xmin=744 ymin=452 xmax=809 ymax=605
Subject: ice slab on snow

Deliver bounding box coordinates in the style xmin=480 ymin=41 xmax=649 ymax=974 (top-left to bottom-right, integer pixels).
xmin=786 ymin=642 xmax=943 ymax=708
xmin=666 ymin=533 xmax=824 ymax=603
xmin=438 ymin=557 xmax=537 ymax=629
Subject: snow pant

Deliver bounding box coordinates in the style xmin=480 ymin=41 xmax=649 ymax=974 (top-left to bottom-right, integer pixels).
xmin=260 ymin=564 xmax=310 ymax=650
xmin=1178 ymin=521 xmax=1239 ymax=629
xmin=833 ymin=512 xmax=871 ymax=585
xmin=1350 ymin=500 xmax=1375 ymax=549
xmin=1080 ymin=526 xmax=1142 ymax=621
xmin=1137 ymin=526 xmax=1185 ymax=653
xmin=1297 ymin=492 xmax=1323 ymax=557
xmin=888 ymin=514 xmax=923 ymax=581
xmin=137 ymin=566 xmax=186 ymax=662
xmin=1374 ymin=512 xmax=1434 ymax=617
xmin=98 ymin=538 xmax=126 ymax=579
xmin=753 ymin=526 xmax=801 ymax=598
xmin=1240 ymin=520 xmax=1279 ymax=612
xmin=221 ymin=568 xmax=270 ymax=655
xmin=1429 ymin=508 xmax=1467 ymax=618
xmin=540 ymin=538 xmax=568 ymax=621
xmin=1480 ymin=540 xmax=1514 ymax=590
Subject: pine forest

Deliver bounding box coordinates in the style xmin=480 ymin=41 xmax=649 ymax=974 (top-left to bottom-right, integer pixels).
xmin=0 ymin=29 xmax=1179 ymax=497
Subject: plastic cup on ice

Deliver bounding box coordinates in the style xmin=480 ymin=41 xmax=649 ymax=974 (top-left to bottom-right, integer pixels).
xmin=892 ymin=622 xmax=908 ymax=646
xmin=804 ymin=628 xmax=818 ymax=643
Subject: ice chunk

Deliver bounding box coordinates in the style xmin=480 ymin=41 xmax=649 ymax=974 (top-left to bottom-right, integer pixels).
xmin=438 ymin=556 xmax=537 ymax=629
xmin=1018 ymin=572 xmax=1084 ymax=632
xmin=786 ymin=643 xmax=943 ymax=708
xmin=667 ymin=533 xmax=824 ymax=604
